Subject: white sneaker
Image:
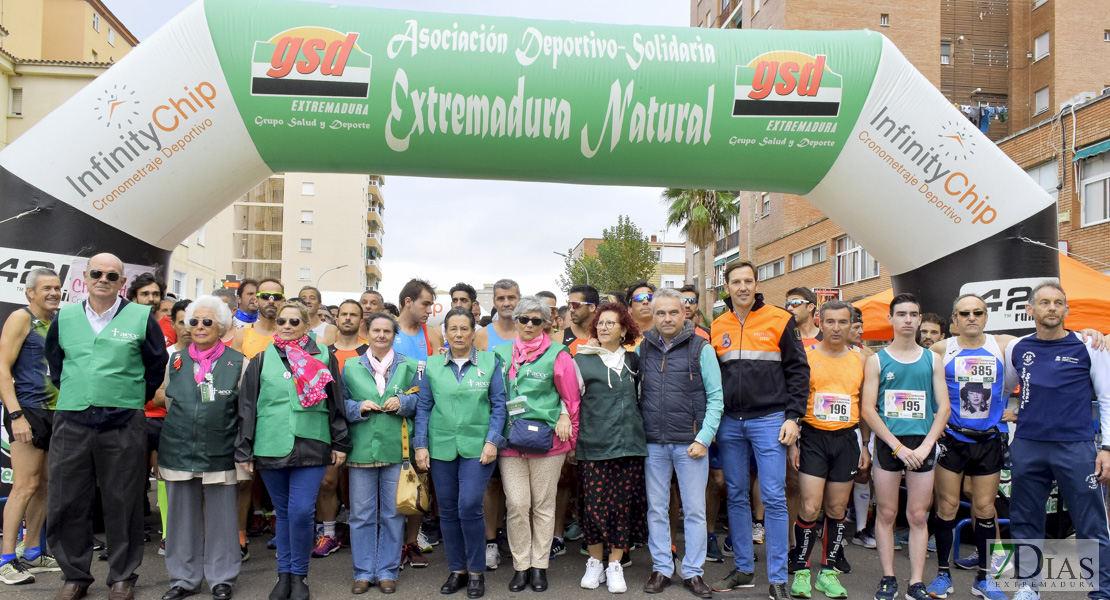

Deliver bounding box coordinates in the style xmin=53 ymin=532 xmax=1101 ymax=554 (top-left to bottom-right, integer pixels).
xmin=606 ymin=561 xmax=627 ymax=593
xmin=753 ymin=522 xmax=766 ymax=544
xmin=416 ymin=530 xmax=433 ymax=553
xmin=485 ymin=542 xmax=501 ymax=570
xmin=1011 ymin=583 xmax=1040 ymax=600
xmin=581 ymin=557 xmax=606 ymax=589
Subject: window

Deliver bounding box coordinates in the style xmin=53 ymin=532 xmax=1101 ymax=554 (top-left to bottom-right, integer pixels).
xmin=93 ymin=13 xmax=100 ymax=31
xmin=753 ymin=0 xmax=760 ymax=14
xmin=300 ymin=210 xmax=313 ymax=224
xmin=8 ymin=89 xmax=22 ymax=117
xmin=1025 ymin=161 xmax=1060 ymax=194
xmin=301 ymin=182 xmax=315 ymax=196
xmin=108 ymin=29 xmax=115 ymax=46
xmin=721 ymin=0 xmax=729 ymax=14
xmin=1081 ymin=150 xmax=1110 ymax=226
xmin=300 ymin=238 xmax=312 ymax=252
xmin=91 ymin=49 xmax=98 ymax=62
xmin=1034 ymin=32 xmax=1050 ymax=60
xmin=299 ymin=268 xmax=311 ymax=281
xmin=195 ymin=278 xmax=204 ymax=300
xmin=1034 ymin=86 xmax=1050 ymax=116
xmin=941 ymin=41 xmax=952 ymax=65
xmin=880 ymin=13 xmax=890 ymax=26
xmin=835 ymin=236 xmax=880 ymax=285
xmin=195 ymin=225 xmax=206 ymax=246
xmin=761 ymin=192 xmax=770 ymax=217
xmin=791 ymin=244 xmax=827 ymax=270
xmin=1105 ymin=30 xmax=1110 ymax=42
xmin=172 ymin=271 xmax=186 ymax=296
xmin=757 ymin=258 xmax=785 ymax=281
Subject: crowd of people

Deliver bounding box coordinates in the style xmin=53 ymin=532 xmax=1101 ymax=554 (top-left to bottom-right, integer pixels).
xmin=0 ymin=253 xmax=1108 ymax=600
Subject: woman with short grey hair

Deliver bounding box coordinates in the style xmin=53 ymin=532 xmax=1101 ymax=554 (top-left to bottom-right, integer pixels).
xmin=159 ymin=295 xmax=247 ymax=600
xmin=494 ymin=296 xmax=580 ymax=593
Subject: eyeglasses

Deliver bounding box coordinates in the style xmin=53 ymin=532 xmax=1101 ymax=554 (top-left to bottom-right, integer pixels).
xmin=785 ymin=299 xmax=809 ymax=308
xmin=188 ymin=318 xmax=215 ymax=327
xmin=88 ymin=269 xmax=121 ymax=282
xmin=568 ymin=301 xmax=595 ymax=310
xmin=596 ymin=321 xmax=619 ymax=330
xmin=275 ymin=317 xmax=301 ymax=327
xmin=258 ymin=293 xmax=285 ymax=302
xmin=957 ymin=309 xmax=986 ymax=317
xmin=631 ymin=293 xmax=653 ymax=303
xmin=680 ymin=298 xmax=698 ymax=305
xmin=516 ymin=316 xmax=544 ymax=326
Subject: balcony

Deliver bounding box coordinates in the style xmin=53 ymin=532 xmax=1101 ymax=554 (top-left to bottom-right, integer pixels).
xmin=366 ymin=233 xmax=383 ymax=256
xmin=367 ymin=204 xmax=384 ymax=229
xmin=365 ymin=258 xmax=382 ymax=281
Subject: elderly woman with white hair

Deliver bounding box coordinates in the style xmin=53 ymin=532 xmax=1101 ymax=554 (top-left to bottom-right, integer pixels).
xmin=492 ymin=296 xmax=580 ymax=593
xmin=158 ymin=295 xmax=247 ymax=600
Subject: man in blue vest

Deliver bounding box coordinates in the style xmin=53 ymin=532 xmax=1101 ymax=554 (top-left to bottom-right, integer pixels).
xmin=44 ymin=253 xmax=168 ymax=600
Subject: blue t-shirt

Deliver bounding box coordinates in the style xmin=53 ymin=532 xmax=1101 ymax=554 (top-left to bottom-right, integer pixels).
xmin=1005 ymin=331 xmax=1110 ymax=442
xmin=394 ymin=325 xmax=429 ymax=361
xmin=942 ymin=336 xmax=1006 ymax=442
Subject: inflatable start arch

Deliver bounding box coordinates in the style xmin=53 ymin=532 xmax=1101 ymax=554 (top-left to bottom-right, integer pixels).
xmin=0 ymin=0 xmax=1058 ymax=331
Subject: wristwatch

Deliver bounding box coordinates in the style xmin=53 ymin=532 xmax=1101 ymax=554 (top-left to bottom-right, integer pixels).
xmin=1101 ymin=445 xmax=1110 ymax=453
xmin=8 ymin=410 xmax=24 ymax=421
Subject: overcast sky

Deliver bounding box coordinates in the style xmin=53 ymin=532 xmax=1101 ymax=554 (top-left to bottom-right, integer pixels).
xmin=101 ymin=0 xmax=688 ymax=304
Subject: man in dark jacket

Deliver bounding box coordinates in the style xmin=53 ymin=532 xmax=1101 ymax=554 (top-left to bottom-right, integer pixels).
xmin=637 ymin=289 xmax=723 ymax=598
xmin=709 ymin=261 xmax=809 ymax=600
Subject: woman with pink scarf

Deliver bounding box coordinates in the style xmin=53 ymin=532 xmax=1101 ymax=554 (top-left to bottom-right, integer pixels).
xmin=159 ymin=296 xmax=246 ymax=600
xmin=236 ymin=303 xmax=350 ymax=600
xmin=491 ymin=296 xmax=581 ymax=593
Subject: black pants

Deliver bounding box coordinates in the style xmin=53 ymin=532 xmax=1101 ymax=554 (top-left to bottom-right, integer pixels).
xmin=47 ymin=410 xmax=147 ymax=587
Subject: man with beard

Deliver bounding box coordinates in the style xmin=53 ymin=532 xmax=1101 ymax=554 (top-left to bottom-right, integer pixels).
xmin=233 ymin=279 xmax=259 ymax=329
xmin=563 ymin=285 xmax=599 ymax=356
xmin=357 ymin=290 xmax=384 ymax=344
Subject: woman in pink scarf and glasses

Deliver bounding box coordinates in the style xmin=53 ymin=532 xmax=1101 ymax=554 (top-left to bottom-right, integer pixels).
xmin=159 ymin=295 xmax=246 ymax=600
xmin=236 ymin=303 xmax=350 ymax=600
xmin=491 ymin=296 xmax=581 ymax=594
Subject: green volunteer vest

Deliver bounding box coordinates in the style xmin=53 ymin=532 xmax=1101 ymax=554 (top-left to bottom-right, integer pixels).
xmin=575 ymin=352 xmax=648 ymax=461
xmin=254 ymin=343 xmax=332 ymax=458
xmin=56 ymin=301 xmax=150 ymax=411
xmin=161 ymin=349 xmax=245 ymax=472
xmin=494 ymin=343 xmax=567 ymax=439
xmin=343 ymin=355 xmax=418 ymax=464
xmin=426 ymin=352 xmax=497 ymax=461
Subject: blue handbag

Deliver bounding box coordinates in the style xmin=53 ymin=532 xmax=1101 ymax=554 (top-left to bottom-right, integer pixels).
xmin=507 ymin=418 xmax=554 ymax=454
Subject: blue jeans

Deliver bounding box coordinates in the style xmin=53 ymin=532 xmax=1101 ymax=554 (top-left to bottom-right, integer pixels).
xmin=645 ymin=443 xmax=708 ymax=578
xmin=429 ymin=457 xmax=495 ymax=573
xmin=348 ymin=464 xmax=404 ymax=583
xmin=717 ymin=412 xmax=788 ymax=584
xmin=259 ymin=466 xmax=327 ymax=576
xmin=1010 ymin=438 xmax=1110 ymax=598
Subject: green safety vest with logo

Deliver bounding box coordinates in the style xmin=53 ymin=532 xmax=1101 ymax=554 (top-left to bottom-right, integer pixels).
xmin=254 ymin=343 xmax=332 ymax=458
xmin=493 ymin=343 xmax=567 ymax=439
xmin=343 ymin=355 xmax=419 ymax=464
xmin=56 ymin=301 xmax=150 ymax=411
xmin=425 ymin=352 xmax=497 ymax=461
xmin=161 ymin=349 xmax=245 ymax=472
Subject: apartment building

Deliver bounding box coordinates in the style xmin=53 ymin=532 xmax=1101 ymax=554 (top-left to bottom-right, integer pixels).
xmin=170 ymin=173 xmax=386 ymax=299
xmin=686 ymin=0 xmax=1110 ymax=309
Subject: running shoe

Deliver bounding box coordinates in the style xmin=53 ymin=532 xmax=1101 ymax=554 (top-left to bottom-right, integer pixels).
xmin=550 ymin=537 xmax=566 ymax=559
xmin=706 ymin=533 xmax=724 ymax=563
xmin=580 ymin=557 xmax=605 ymax=589
xmin=906 ymin=582 xmax=930 ymax=600
xmin=0 ymin=560 xmax=34 ymax=585
xmin=972 ymin=577 xmax=1009 ymax=600
xmin=874 ymin=575 xmax=898 ymax=600
xmin=564 ymin=522 xmax=584 ymax=542
xmin=311 ymin=534 xmax=340 ymax=558
xmin=1011 ymin=584 xmax=1039 ymax=600
xmin=791 ymin=568 xmax=812 ymax=598
xmin=954 ymin=550 xmax=980 ymax=570
xmin=815 ymin=569 xmax=847 ymax=599
xmin=723 ymin=534 xmax=735 ymax=556
xmin=416 ymin=530 xmax=433 ymax=553
xmin=753 ymin=522 xmax=766 ymax=544
xmin=486 ymin=543 xmax=501 ymax=570
xmin=833 ymin=545 xmax=851 ymax=574
xmin=403 ymin=543 xmax=428 ymax=568
xmin=854 ymin=528 xmax=877 ymax=549
xmin=926 ymin=571 xmax=953 ymax=598
xmin=20 ymin=553 xmax=60 ymax=573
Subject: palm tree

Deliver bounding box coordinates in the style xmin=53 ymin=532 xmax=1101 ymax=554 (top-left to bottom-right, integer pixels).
xmin=661 ymin=188 xmax=739 ymax=326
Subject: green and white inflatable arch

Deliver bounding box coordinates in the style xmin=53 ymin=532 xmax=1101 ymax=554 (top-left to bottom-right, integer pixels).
xmin=0 ymin=0 xmax=1058 ymax=329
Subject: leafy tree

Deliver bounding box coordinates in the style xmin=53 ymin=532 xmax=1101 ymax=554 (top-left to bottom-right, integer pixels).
xmin=661 ymin=188 xmax=739 ymax=319
xmin=558 ymin=215 xmax=658 ymax=294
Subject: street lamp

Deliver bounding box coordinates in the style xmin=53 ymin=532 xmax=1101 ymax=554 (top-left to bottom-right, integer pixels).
xmin=316 ymin=264 xmax=348 ymax=288
xmin=553 ymin=251 xmax=588 ymax=285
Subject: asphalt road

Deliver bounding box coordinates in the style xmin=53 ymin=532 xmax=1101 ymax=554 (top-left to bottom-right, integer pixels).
xmin=0 ymin=524 xmax=993 ymax=600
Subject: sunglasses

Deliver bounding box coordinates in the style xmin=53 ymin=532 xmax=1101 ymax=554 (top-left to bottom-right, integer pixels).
xmin=258 ymin=292 xmax=285 ymax=302
xmin=680 ymin=298 xmax=698 ymax=305
xmin=632 ymin=293 xmax=653 ymax=303
xmin=188 ymin=318 xmax=215 ymax=327
xmin=568 ymin=301 xmax=595 ymax=310
xmin=516 ymin=316 xmax=544 ymax=326
xmin=957 ymin=309 xmax=986 ymax=317
xmin=275 ymin=317 xmax=301 ymax=327
xmin=88 ymin=269 xmax=121 ymax=282
xmin=785 ymin=299 xmax=809 ymax=308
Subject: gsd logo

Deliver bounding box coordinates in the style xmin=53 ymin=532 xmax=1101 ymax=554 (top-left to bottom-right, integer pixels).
xmin=251 ymin=27 xmax=372 ymax=98
xmin=732 ymin=51 xmax=841 ymax=118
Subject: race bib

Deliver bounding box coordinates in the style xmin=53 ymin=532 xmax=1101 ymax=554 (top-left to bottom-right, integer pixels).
xmin=884 ymin=390 xmax=926 ymax=419
xmin=813 ymin=393 xmax=851 ymax=423
xmin=955 ymin=357 xmax=996 ymax=383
